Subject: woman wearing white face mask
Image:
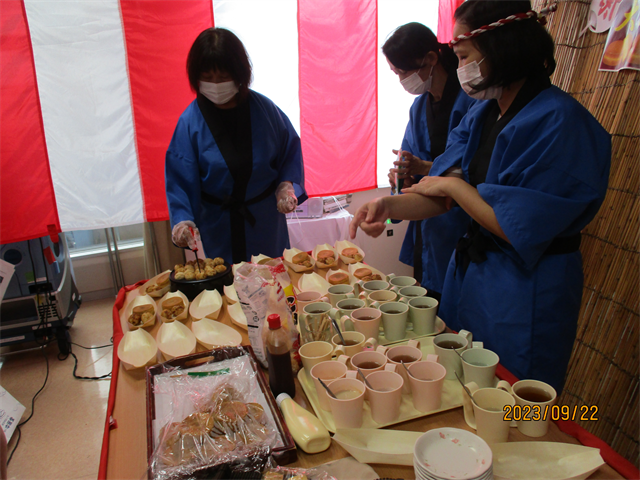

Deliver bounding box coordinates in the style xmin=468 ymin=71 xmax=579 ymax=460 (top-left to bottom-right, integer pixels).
xmin=166 ymin=28 xmax=306 ymax=264
xmin=382 ymin=23 xmax=476 ymax=302
xmin=351 ymin=1 xmax=611 ymax=393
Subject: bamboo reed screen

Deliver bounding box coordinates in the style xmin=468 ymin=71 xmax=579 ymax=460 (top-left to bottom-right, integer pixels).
xmin=533 ymin=0 xmax=639 ymax=467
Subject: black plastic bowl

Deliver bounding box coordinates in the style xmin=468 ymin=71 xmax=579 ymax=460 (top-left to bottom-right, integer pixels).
xmin=169 ymin=262 xmax=234 ymax=301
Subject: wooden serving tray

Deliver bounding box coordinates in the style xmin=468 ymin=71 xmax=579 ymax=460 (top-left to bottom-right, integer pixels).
xmin=145 ymin=346 xmax=297 ymax=479
xmin=298 ymin=337 xmax=464 ymax=433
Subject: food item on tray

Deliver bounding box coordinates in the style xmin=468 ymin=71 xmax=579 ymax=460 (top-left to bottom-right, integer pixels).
xmin=316 ymin=250 xmax=336 ymax=266
xmin=173 ymin=257 xmax=227 ymax=281
xmin=341 ymin=247 xmax=363 ymax=262
xmin=292 ymin=252 xmax=312 ymax=268
xmin=128 ymin=304 xmax=155 ymax=327
xmin=328 ymin=271 xmax=350 ymax=285
xmin=262 ymin=472 xmax=284 ymax=480
xmin=354 ymin=268 xmax=382 ymax=282
xmin=146 ymin=272 xmax=170 ymax=294
xmin=157 ymin=385 xmax=269 ymax=469
xmin=161 ymin=297 xmax=186 ymax=320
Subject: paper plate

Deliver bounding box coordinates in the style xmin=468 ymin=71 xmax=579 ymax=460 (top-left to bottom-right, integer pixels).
xmin=335 ymin=240 xmax=365 ymax=265
xmin=348 ymin=262 xmax=386 ymax=284
xmin=224 ymin=284 xmax=238 ymax=304
xmin=156 ymin=320 xmax=197 ymax=361
xmin=138 ymin=270 xmax=171 ymax=298
xmin=298 ymin=271 xmax=331 ymax=296
xmin=117 ymin=328 xmax=158 ymax=370
xmin=189 ymin=289 xmax=223 ymax=321
xmin=414 ymin=428 xmax=492 ymax=480
xmin=157 ymin=291 xmax=189 ymax=323
xmin=333 ymin=429 xmax=422 ymax=466
xmin=283 ymin=248 xmax=315 ymax=273
xmin=312 ymin=244 xmax=339 ymax=269
xmin=123 ymin=294 xmax=157 ymax=330
xmin=492 ymin=442 xmax=605 ymax=480
xmin=228 ymin=302 xmax=248 ymax=330
xmin=191 ymin=318 xmax=242 ymax=349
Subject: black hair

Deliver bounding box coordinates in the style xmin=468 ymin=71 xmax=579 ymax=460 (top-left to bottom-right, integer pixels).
xmin=382 ymin=22 xmax=458 ymax=73
xmin=454 ymin=0 xmax=556 ymax=90
xmin=186 ymin=28 xmax=252 ymax=101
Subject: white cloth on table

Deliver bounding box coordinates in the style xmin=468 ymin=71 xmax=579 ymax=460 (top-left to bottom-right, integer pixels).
xmin=286 ymin=210 xmax=354 ymax=252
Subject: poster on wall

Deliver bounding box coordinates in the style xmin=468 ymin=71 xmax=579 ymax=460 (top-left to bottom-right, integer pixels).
xmin=589 ymin=0 xmax=624 ymax=32
xmin=599 ymin=0 xmax=640 ymax=71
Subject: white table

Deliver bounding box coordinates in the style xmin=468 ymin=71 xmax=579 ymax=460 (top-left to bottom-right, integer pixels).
xmin=286 ymin=209 xmax=353 ymax=252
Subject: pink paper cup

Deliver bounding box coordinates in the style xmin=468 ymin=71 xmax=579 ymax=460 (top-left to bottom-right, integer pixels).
xmin=366 ymin=368 xmax=404 ymax=424
xmin=408 ymin=360 xmax=446 ymax=412
xmin=327 ymin=377 xmax=366 ymax=429
xmin=310 ymin=358 xmax=349 ymax=411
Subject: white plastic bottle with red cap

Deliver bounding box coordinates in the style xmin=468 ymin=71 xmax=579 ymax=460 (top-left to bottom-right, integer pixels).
xmin=266 ymin=313 xmax=296 ymax=398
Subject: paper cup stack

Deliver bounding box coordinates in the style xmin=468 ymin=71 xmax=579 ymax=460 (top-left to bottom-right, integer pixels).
xmin=413 ymin=428 xmax=493 ymax=480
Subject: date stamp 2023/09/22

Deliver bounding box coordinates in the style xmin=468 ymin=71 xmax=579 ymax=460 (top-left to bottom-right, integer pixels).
xmin=503 ymin=404 xmax=599 ymax=422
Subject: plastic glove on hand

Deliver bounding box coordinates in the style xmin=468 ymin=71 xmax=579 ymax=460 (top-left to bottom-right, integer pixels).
xmin=276 ymin=182 xmax=298 ymax=214
xmin=171 ymin=221 xmax=200 ymax=250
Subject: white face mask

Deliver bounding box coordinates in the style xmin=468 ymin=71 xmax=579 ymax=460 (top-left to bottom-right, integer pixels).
xmin=457 ymin=58 xmax=503 ymax=100
xmin=199 ymin=80 xmax=239 ymax=105
xmin=400 ymin=65 xmax=433 ymax=95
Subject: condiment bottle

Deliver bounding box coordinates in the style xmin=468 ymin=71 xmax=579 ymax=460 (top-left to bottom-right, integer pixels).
xmin=266 ymin=314 xmax=296 ymax=398
xmin=276 ymin=393 xmax=330 ymax=454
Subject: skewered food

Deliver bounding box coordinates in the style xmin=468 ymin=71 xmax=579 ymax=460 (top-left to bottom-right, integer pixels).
xmin=156 ymin=385 xmax=269 ymax=469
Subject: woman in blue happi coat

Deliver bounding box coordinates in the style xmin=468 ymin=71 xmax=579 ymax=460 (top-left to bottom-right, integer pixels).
xmin=166 ymin=28 xmax=306 ymax=264
xmin=350 ymin=0 xmax=611 ymax=392
xmin=383 ymin=23 xmax=475 ymax=301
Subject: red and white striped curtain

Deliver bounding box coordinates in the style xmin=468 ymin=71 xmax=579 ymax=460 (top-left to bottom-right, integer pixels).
xmin=1 ymin=0 xmax=457 ymax=245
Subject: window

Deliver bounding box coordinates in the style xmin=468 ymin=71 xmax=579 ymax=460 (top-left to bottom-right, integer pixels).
xmin=65 ymin=224 xmax=144 ymax=258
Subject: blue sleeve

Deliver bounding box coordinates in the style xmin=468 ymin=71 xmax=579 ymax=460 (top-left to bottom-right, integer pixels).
xmin=270 ymin=104 xmax=307 ymax=205
xmin=165 ymin=111 xmax=201 ymax=228
xmin=479 ymin=95 xmax=611 ymax=269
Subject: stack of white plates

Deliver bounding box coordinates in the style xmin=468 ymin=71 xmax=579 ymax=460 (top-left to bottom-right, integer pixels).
xmin=414 ymin=428 xmax=493 ymax=480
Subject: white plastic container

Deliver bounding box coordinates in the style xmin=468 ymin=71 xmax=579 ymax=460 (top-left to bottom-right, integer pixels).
xmin=276 ymin=393 xmax=330 ymax=454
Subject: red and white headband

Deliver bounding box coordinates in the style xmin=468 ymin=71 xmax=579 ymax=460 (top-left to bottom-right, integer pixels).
xmin=449 ymin=4 xmax=557 ymax=48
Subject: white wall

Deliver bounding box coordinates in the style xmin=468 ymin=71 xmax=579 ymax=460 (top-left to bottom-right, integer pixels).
xmin=72 ymin=247 xmax=145 ymax=301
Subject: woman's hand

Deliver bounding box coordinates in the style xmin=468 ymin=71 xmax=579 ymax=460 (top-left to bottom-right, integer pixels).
xmin=391 ymin=149 xmax=433 ymax=177
xmin=276 ymin=181 xmax=298 ymax=214
xmin=402 ymin=175 xmax=453 ymax=198
xmin=349 ymin=197 xmax=390 ymax=239
xmin=172 ymin=221 xmax=200 ymax=250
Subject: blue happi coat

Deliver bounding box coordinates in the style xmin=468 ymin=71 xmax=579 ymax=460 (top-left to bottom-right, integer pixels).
xmin=165 ymin=91 xmax=306 ymax=263
xmin=398 ymin=89 xmax=476 ymax=294
xmin=429 ymin=86 xmax=611 ymax=392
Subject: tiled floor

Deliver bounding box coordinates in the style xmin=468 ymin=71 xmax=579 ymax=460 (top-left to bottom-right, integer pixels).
xmin=1 ymin=297 xmax=115 ymax=480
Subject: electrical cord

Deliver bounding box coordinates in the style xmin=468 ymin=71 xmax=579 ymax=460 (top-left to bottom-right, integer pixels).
xmin=6 ymin=346 xmax=49 ymax=466
xmin=71 ymin=341 xmax=113 ymax=350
